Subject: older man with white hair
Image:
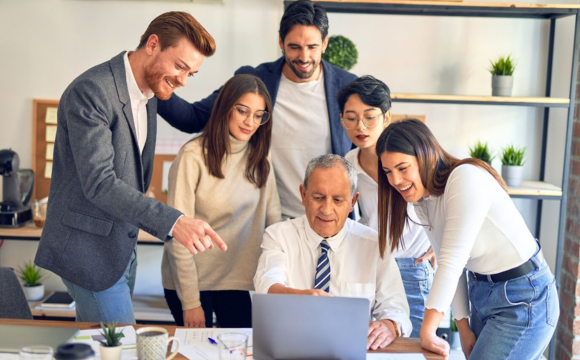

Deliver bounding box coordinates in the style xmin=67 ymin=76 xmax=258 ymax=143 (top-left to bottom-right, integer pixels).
xmin=254 ymin=154 xmax=411 ymax=350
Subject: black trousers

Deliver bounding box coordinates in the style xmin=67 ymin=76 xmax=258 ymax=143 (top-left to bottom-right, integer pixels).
xmin=164 ymin=288 xmax=252 ymax=328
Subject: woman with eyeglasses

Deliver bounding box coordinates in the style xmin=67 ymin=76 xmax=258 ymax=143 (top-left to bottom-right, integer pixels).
xmin=338 ymin=76 xmax=435 ymax=338
xmin=376 ymin=119 xmax=559 ymax=359
xmin=161 ymin=74 xmax=281 ymax=328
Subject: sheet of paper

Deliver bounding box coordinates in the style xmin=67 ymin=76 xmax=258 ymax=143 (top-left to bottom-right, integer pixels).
xmin=46 ymin=143 xmax=54 ymax=160
xmin=45 ymin=107 xmax=58 ymax=124
xmin=44 ymin=162 xmax=52 ymax=179
xmin=173 ymin=328 xmax=253 ymax=360
xmin=162 ymin=161 xmax=173 ymax=193
xmin=366 ymin=353 xmax=426 ymax=360
xmin=46 ymin=125 xmax=57 ymax=142
xmin=72 ymin=326 xmax=137 ymax=360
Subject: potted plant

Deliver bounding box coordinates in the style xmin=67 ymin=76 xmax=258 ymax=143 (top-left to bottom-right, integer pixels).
xmin=469 ymin=141 xmax=494 ymax=164
xmin=450 ymin=316 xmax=460 ymax=349
xmin=501 ymin=144 xmax=526 ymax=187
xmin=321 ymin=35 xmax=358 ymax=71
xmin=98 ymin=321 xmax=125 ymax=360
xmin=490 ymin=54 xmax=516 ymax=96
xmin=17 ymin=261 xmax=45 ymax=301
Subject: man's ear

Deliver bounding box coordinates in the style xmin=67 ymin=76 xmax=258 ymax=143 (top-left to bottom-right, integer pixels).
xmin=279 ymin=36 xmax=284 ymax=53
xmin=322 ymin=35 xmax=329 ymax=53
xmin=350 ymin=192 xmax=360 ymax=211
xmin=145 ymin=34 xmax=160 ymax=55
xmin=300 ymin=184 xmax=307 ymax=205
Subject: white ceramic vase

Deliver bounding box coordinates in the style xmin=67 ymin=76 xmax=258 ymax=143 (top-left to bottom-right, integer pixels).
xmin=99 ymin=345 xmax=122 ymax=360
xmin=492 ymin=75 xmax=514 ymax=96
xmin=502 ymin=165 xmax=524 ymax=187
xmin=22 ymin=284 xmax=44 ymax=301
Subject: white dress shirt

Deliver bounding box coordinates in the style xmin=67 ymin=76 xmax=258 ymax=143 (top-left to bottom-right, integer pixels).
xmin=123 ymin=52 xmax=153 ymax=154
xmin=412 ymin=165 xmax=538 ymax=320
xmin=346 ymin=148 xmax=431 ymax=258
xmin=254 ymin=216 xmax=412 ymax=336
xmin=271 ymin=72 xmax=332 ymax=219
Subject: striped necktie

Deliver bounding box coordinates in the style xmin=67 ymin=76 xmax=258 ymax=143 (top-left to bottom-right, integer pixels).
xmin=314 ymin=240 xmax=331 ymax=293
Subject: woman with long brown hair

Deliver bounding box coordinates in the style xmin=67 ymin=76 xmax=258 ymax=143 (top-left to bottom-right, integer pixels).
xmin=161 ymin=74 xmax=281 ymax=328
xmin=376 ymin=119 xmax=558 ymax=359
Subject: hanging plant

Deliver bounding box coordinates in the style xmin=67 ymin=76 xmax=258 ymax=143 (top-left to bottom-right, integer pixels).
xmin=322 ymin=35 xmax=358 ymax=71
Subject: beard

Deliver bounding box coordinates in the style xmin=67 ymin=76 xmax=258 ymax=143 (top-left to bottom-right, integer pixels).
xmin=284 ymin=55 xmax=318 ymax=80
xmin=144 ymin=63 xmax=177 ymax=101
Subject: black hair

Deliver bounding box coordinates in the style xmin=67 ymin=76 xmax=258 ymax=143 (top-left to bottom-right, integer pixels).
xmin=279 ymin=0 xmax=329 ymax=43
xmin=337 ymin=75 xmax=392 ymax=114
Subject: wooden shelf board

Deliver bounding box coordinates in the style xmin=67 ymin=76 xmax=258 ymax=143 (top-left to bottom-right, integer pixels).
xmin=507 ymin=180 xmax=562 ymax=197
xmin=0 ymin=223 xmax=162 ymax=244
xmin=391 ymin=93 xmax=570 ymax=106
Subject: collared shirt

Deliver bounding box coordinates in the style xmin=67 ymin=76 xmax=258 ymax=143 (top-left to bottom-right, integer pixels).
xmin=254 ymin=216 xmax=412 ymax=337
xmin=345 ymin=148 xmax=431 ymax=258
xmin=123 ymin=51 xmax=154 ymax=154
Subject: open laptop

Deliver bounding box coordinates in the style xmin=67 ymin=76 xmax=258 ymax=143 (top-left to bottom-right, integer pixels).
xmin=0 ymin=325 xmax=79 ymax=353
xmin=253 ymin=294 xmax=369 ymax=360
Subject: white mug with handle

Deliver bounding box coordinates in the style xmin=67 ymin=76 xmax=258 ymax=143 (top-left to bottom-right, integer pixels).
xmin=136 ymin=327 xmax=180 ymax=360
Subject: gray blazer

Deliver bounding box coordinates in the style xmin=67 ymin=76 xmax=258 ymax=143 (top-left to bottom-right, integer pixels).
xmin=35 ymin=52 xmax=182 ymax=292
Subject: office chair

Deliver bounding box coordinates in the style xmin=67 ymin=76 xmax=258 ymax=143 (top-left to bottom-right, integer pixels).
xmin=0 ymin=267 xmax=33 ymax=319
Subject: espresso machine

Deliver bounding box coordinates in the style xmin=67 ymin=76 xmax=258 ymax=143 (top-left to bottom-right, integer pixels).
xmin=0 ymin=149 xmax=34 ymax=227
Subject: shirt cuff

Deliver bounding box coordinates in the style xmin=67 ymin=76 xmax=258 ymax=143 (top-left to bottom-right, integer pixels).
xmin=168 ymin=215 xmax=183 ymax=237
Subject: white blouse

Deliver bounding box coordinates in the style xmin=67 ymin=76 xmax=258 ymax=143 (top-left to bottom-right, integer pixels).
xmin=412 ymin=164 xmax=537 ymax=320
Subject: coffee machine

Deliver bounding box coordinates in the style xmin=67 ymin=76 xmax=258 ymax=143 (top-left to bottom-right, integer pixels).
xmin=0 ymin=149 xmax=34 ymax=227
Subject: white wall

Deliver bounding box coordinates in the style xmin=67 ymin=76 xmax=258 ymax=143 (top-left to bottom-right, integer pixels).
xmin=0 ymin=0 xmax=576 ymax=296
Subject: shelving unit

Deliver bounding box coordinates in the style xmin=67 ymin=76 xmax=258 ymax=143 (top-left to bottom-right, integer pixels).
xmin=284 ymin=1 xmax=580 ymax=358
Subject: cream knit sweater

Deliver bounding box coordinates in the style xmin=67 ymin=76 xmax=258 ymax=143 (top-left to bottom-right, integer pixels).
xmin=161 ymin=135 xmax=282 ymax=310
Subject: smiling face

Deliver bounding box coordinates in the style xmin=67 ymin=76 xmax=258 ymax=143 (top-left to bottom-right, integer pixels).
xmin=279 ymin=25 xmax=328 ymax=83
xmin=228 ymin=92 xmax=266 ymax=142
xmin=380 ymin=151 xmax=428 ymax=203
xmin=300 ymin=166 xmax=358 ymax=238
xmin=144 ymin=36 xmax=205 ymax=100
xmin=341 ymin=94 xmax=390 ymax=150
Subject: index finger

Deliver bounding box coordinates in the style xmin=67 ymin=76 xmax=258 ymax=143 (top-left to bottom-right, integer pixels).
xmin=204 ymin=224 xmax=227 ymax=251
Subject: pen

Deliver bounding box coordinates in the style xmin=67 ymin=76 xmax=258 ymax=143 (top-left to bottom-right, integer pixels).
xmin=208 ymin=337 xmax=218 ymax=345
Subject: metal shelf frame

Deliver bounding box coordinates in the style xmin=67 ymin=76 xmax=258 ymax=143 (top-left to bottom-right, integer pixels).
xmin=283 ymin=2 xmax=580 ymax=358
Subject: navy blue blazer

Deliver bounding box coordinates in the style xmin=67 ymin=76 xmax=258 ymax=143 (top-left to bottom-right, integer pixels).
xmin=158 ymin=57 xmax=357 ymax=156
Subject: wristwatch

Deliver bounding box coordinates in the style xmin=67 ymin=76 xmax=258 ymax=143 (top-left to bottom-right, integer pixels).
xmin=387 ymin=319 xmax=401 ymax=337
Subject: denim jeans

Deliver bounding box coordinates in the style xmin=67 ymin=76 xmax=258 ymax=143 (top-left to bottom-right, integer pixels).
xmin=62 ymin=248 xmax=138 ymax=324
xmin=395 ymin=257 xmax=434 ymax=338
xmin=468 ymin=255 xmax=559 ymax=360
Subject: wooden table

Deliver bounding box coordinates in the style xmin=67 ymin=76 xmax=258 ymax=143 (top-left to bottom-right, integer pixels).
xmin=0 ymin=319 xmax=444 ymax=359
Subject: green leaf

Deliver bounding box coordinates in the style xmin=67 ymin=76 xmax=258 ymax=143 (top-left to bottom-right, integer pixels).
xmin=489 ymin=54 xmax=516 ymax=76
xmin=99 ymin=321 xmax=125 ymax=347
xmin=17 ymin=261 xmax=44 ymax=286
xmin=321 ymin=35 xmax=358 ymax=71
xmin=469 ymin=141 xmax=494 ymax=163
xmin=501 ymin=144 xmax=526 ymax=166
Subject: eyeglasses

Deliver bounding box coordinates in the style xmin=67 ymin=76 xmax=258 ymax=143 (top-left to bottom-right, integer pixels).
xmin=340 ymin=112 xmax=384 ymax=130
xmin=233 ymin=105 xmax=270 ymax=125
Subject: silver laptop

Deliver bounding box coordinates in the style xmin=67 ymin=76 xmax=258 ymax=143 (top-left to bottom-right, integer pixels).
xmin=0 ymin=325 xmax=79 ymax=353
xmin=253 ymin=294 xmax=369 ymax=360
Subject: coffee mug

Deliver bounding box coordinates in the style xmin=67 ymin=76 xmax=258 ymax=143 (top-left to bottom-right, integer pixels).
xmin=136 ymin=327 xmax=180 ymax=360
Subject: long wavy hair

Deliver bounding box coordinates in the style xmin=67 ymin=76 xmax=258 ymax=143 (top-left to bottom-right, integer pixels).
xmin=375 ymin=119 xmax=507 ymax=258
xmin=200 ymin=74 xmax=273 ymax=188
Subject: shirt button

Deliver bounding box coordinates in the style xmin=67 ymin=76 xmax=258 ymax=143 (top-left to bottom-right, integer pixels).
xmin=129 ymin=232 xmax=137 ymax=238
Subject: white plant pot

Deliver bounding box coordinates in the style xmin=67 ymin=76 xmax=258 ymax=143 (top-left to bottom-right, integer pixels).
xmin=100 ymin=345 xmax=122 ymax=360
xmin=22 ymin=284 xmax=44 ymax=301
xmin=492 ymin=75 xmax=514 ymax=96
xmin=450 ymin=331 xmax=461 ymax=350
xmin=502 ymin=165 xmax=524 ymax=187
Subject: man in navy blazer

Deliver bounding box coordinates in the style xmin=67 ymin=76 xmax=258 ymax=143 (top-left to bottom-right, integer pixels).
xmin=158 ymin=0 xmax=357 ymax=219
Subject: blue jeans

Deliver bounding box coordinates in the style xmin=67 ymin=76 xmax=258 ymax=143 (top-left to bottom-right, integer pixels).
xmin=468 ymin=255 xmax=559 ymax=360
xmin=395 ymin=257 xmax=434 ymax=338
xmin=62 ymin=248 xmax=138 ymax=324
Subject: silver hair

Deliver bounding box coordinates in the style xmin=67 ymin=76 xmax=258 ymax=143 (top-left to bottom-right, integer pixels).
xmin=303 ymin=154 xmax=358 ymax=196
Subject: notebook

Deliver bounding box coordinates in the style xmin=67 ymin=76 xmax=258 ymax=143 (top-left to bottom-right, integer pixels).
xmin=39 ymin=291 xmax=75 ymax=309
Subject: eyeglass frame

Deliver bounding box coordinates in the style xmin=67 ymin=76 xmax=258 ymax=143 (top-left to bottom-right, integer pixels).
xmin=232 ymin=104 xmax=270 ymax=125
xmin=340 ymin=111 xmax=386 ymax=130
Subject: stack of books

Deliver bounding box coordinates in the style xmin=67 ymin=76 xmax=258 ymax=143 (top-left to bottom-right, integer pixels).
xmin=34 ymin=291 xmax=75 ymax=310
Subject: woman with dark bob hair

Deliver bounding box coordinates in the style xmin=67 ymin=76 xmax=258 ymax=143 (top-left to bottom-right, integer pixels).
xmin=161 ymin=74 xmax=281 ymax=328
xmin=376 ymin=119 xmax=559 ymax=359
